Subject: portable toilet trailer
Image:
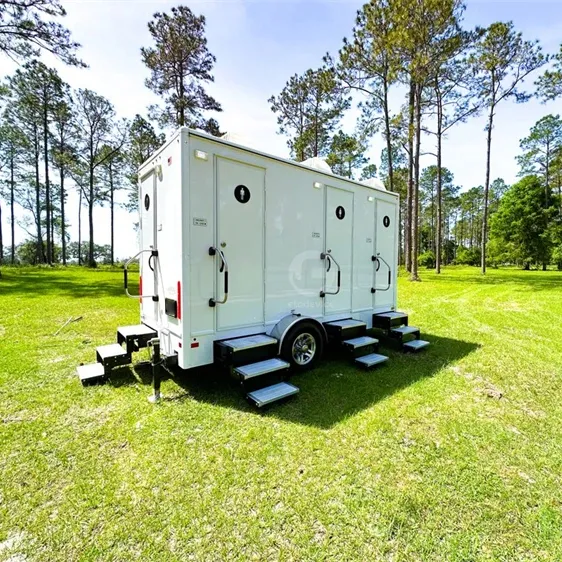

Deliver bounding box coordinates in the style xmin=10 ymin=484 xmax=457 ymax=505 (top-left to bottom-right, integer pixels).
xmin=77 ymin=128 xmax=429 ymax=406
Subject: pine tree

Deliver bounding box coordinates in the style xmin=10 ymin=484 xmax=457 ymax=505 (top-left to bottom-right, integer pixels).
xmin=516 ymin=114 xmax=562 ymax=205
xmin=325 ymin=132 xmax=369 ymax=179
xmin=269 ymin=68 xmax=349 ymax=161
xmin=469 ymin=21 xmax=546 ymax=274
xmin=0 ymin=0 xmax=84 ymax=65
xmin=142 ymin=6 xmax=222 ymax=131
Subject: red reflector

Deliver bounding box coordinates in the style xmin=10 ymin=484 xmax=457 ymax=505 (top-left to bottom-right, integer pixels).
xmin=177 ymin=281 xmax=182 ymax=320
xmin=139 ymin=276 xmax=142 ymax=303
xmin=191 ymin=342 xmax=199 ymax=349
xmin=168 ymin=156 xmax=172 ymax=166
xmin=178 ymin=342 xmax=182 ymax=348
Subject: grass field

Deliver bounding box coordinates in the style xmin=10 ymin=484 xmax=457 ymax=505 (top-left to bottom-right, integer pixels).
xmin=1 ymin=266 xmax=561 ymax=561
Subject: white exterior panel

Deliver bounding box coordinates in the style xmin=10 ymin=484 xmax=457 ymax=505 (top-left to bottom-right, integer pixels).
xmin=136 ymin=128 xmax=399 ymax=370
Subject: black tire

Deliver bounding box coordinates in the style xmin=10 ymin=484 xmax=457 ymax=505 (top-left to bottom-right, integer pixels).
xmin=280 ymin=321 xmax=325 ymax=372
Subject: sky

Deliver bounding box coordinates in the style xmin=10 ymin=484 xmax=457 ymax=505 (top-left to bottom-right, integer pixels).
xmin=2 ymin=0 xmax=561 ymax=260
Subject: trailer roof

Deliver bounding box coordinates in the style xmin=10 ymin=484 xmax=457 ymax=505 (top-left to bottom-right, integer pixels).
xmin=189 ymin=128 xmax=397 ymax=198
xmin=139 ymin=127 xmax=397 ymax=199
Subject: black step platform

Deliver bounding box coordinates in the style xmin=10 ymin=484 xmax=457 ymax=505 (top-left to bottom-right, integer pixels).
xmin=215 ymin=334 xmax=278 ymax=367
xmin=372 ymin=311 xmax=408 ymax=330
xmin=403 ymin=339 xmax=430 ymax=352
xmin=355 ymin=353 xmax=389 ymax=368
xmin=96 ymin=343 xmax=131 ymax=370
xmin=117 ymin=324 xmax=157 ymax=354
xmin=77 ymin=363 xmax=107 ymax=386
xmin=246 ymin=382 xmax=299 ymax=408
xmin=324 ymin=319 xmax=367 ymax=340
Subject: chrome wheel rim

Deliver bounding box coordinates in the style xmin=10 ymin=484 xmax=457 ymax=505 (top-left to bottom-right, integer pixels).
xmin=292 ymin=333 xmax=316 ymax=366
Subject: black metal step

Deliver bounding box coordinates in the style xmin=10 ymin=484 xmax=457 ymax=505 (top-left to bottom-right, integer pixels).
xmin=96 ymin=343 xmax=131 ymax=370
xmin=215 ymin=334 xmax=278 ymax=367
xmin=390 ymin=326 xmax=420 ymax=341
xmin=234 ymin=358 xmax=290 ymax=381
xmin=355 ymin=353 xmax=389 ymax=368
xmin=372 ymin=311 xmax=408 ymax=330
xmin=324 ymin=319 xmax=366 ymax=341
xmin=403 ymin=339 xmax=430 ymax=352
xmin=342 ymin=336 xmax=379 ymax=358
xmin=246 ymin=382 xmax=299 ymax=408
xmin=117 ymin=324 xmax=157 ymax=354
xmin=76 ymin=363 xmax=107 ymax=385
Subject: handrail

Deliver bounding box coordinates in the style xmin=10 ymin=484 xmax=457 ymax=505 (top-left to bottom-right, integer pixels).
xmin=124 ymin=249 xmax=159 ymax=300
xmin=320 ymin=251 xmax=341 ymax=297
xmin=209 ymin=246 xmax=229 ymax=307
xmin=371 ymin=253 xmax=391 ymax=293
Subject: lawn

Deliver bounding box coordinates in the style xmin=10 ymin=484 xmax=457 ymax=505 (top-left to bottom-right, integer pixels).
xmin=1 ymin=266 xmax=561 ymax=561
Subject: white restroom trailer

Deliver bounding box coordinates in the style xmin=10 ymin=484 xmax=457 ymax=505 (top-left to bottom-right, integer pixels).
xmin=79 ymin=127 xmax=429 ymax=406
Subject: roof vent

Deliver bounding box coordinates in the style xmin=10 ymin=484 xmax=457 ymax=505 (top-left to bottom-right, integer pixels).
xmin=301 ymin=157 xmax=332 ymax=174
xmin=362 ymin=178 xmax=386 ymax=191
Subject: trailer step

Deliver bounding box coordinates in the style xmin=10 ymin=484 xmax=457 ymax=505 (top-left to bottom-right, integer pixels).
xmin=246 ymin=382 xmax=299 ymax=408
xmin=324 ymin=319 xmax=367 ymax=340
xmin=234 ymin=358 xmax=290 ymax=381
xmin=96 ymin=343 xmax=131 ymax=370
xmin=77 ymin=363 xmax=107 ymax=385
xmin=342 ymin=336 xmax=379 ymax=350
xmin=355 ymin=353 xmax=389 ymax=368
xmin=215 ymin=334 xmax=278 ymax=367
xmin=403 ymin=339 xmax=430 ymax=352
xmin=218 ymin=334 xmax=277 ymax=351
xmin=117 ymin=324 xmax=157 ymax=353
xmin=372 ymin=311 xmax=408 ymax=329
xmin=390 ymin=326 xmax=420 ymax=338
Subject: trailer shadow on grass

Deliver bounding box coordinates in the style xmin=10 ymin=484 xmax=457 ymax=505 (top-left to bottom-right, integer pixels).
xmin=147 ymin=333 xmax=480 ymax=430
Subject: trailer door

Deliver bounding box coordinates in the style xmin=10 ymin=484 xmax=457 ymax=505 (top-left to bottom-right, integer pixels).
xmin=140 ymin=170 xmax=159 ymax=329
xmin=374 ymin=199 xmax=396 ymax=310
xmin=216 ymin=158 xmax=265 ymax=331
xmin=324 ymin=186 xmax=353 ymax=315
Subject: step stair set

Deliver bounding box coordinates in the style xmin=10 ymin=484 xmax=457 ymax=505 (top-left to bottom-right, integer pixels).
xmin=77 ymin=312 xmax=429 ymax=408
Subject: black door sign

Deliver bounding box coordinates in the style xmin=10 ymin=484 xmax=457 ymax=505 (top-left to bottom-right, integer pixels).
xmin=383 ymin=215 xmax=390 ymax=227
xmin=336 ymin=206 xmax=345 ymax=220
xmin=234 ymin=185 xmax=251 ymax=204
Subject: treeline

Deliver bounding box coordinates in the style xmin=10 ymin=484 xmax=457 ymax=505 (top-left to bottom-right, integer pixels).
xmin=269 ymin=0 xmax=562 ymax=275
xmin=0 ymin=2 xmax=223 ymax=267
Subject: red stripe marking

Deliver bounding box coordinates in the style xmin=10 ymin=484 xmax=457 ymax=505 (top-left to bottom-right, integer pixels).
xmin=177 ymin=281 xmax=182 ymax=320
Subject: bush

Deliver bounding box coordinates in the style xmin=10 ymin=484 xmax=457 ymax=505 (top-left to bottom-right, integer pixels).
xmin=418 ymin=250 xmax=435 ymax=268
xmin=455 ymin=246 xmax=481 ymax=266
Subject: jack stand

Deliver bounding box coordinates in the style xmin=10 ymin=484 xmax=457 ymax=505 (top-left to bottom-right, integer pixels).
xmin=148 ymin=337 xmax=161 ymax=403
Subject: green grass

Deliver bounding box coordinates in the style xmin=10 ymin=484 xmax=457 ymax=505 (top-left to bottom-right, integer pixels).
xmin=1 ymin=266 xmax=562 ymax=561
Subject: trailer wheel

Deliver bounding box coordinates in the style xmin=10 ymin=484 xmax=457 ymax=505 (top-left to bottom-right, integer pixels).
xmin=281 ymin=322 xmax=324 ymax=372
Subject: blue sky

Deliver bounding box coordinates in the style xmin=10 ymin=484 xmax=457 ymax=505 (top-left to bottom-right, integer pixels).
xmin=2 ymin=0 xmax=561 ymax=259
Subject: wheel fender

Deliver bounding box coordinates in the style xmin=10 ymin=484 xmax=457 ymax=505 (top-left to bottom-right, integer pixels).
xmin=270 ymin=314 xmax=328 ymax=355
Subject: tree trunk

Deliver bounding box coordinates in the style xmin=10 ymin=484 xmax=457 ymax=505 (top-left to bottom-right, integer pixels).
xmin=88 ymin=161 xmax=95 ymax=267
xmin=410 ymin=85 xmax=422 ymax=282
xmin=34 ymin=128 xmax=44 ymax=263
xmin=545 ymin=141 xmax=550 ymax=207
xmin=383 ymin=72 xmax=394 ymax=193
xmin=405 ymin=81 xmax=415 ymax=273
xmin=435 ymin=76 xmax=443 ymax=274
xmin=78 ymin=188 xmax=82 ymax=266
xmin=10 ymin=154 xmax=15 ymax=264
xmin=481 ymin=103 xmax=495 ymax=275
xmin=436 ymin=134 xmax=443 ymax=273
xmin=0 ymin=204 xmax=3 ymax=264
xmin=110 ymin=160 xmax=115 ymax=266
xmin=60 ymin=164 xmax=66 ymax=265
xmin=43 ymin=98 xmax=52 ymax=266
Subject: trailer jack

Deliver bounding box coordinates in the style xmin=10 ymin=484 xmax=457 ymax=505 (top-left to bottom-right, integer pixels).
xmin=148 ymin=337 xmax=161 ymax=403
